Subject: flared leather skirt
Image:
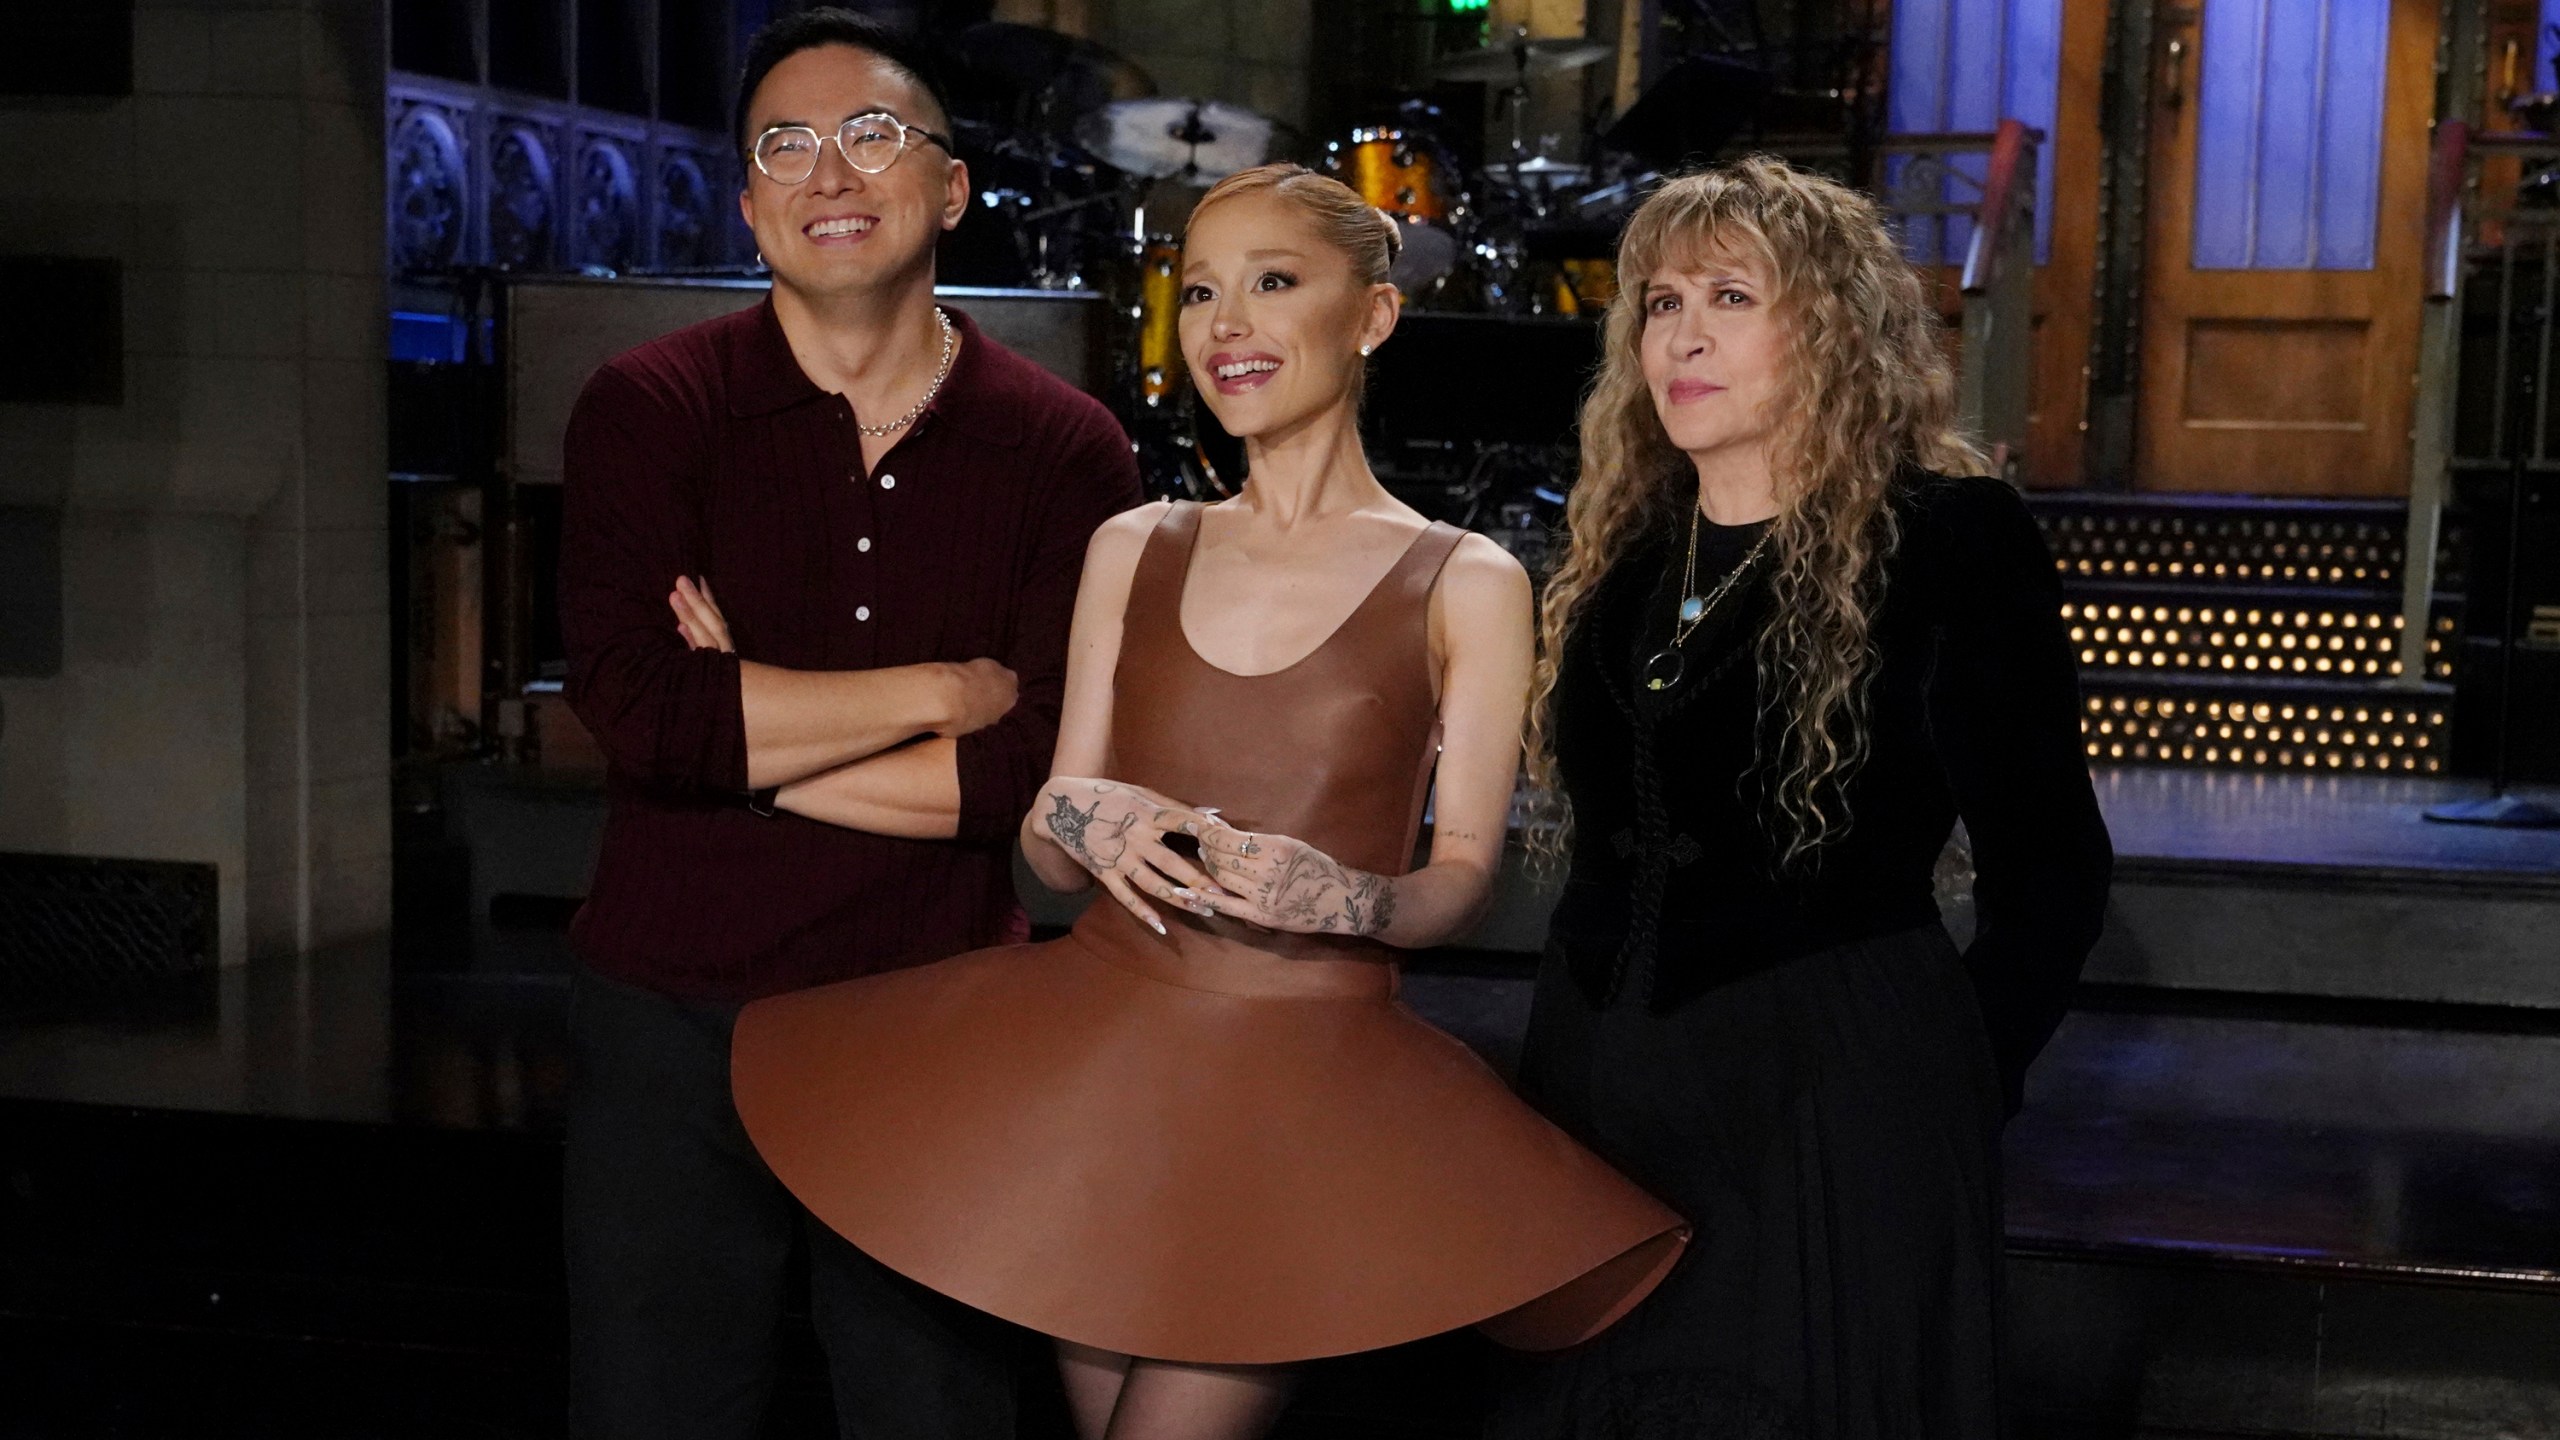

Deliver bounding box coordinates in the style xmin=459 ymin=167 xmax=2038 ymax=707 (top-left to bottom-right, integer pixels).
xmin=730 ymin=900 xmax=1688 ymax=1365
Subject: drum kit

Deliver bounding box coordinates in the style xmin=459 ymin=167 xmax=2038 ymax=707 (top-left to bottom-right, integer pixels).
xmin=938 ymin=22 xmax=1648 ymax=499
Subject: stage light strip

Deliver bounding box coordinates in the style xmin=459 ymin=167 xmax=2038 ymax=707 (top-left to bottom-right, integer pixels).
xmin=2057 ymin=600 xmax=2455 ymax=681
xmin=2030 ymin=509 xmax=2418 ymax=589
xmin=2078 ymin=692 xmax=2446 ymax=773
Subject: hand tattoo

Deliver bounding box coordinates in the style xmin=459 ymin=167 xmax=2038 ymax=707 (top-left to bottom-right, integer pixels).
xmin=1346 ymin=872 xmax=1397 ymax=936
xmin=1045 ymin=793 xmax=1137 ymax=869
xmin=1234 ymin=843 xmax=1398 ymax=937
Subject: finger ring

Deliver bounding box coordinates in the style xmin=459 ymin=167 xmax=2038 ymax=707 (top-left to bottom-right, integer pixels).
xmin=1238 ymin=838 xmax=1260 ymax=857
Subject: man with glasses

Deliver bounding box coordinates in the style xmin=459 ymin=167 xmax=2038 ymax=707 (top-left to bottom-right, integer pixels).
xmin=555 ymin=10 xmax=1141 ymax=1437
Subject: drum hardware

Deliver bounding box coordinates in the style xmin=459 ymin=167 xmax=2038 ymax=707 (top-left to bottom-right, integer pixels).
xmin=1427 ymin=31 xmax=1613 ymax=86
xmin=1420 ymin=26 xmax=1620 ymax=311
xmin=1133 ymin=231 xmax=1182 ymax=403
xmin=1322 ymin=124 xmax=1470 ymax=294
xmin=1432 ymin=26 xmax=1608 ymax=182
xmin=1570 ymin=169 xmax=1662 ymax=215
xmin=1131 ymin=404 xmax=1235 ymax=503
xmin=1329 ymin=126 xmax=1454 ymax=221
xmin=922 ymin=18 xmax=1646 ymax=473
xmin=949 ymin=22 xmax=1156 ymax=138
xmin=1077 ymin=97 xmax=1279 ymax=183
xmin=948 ymin=113 xmax=1126 ymax=290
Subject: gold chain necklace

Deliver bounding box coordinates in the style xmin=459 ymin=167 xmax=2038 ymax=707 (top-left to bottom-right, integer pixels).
xmin=856 ymin=307 xmax=956 ymax=437
xmin=1641 ymin=507 xmax=1774 ymax=692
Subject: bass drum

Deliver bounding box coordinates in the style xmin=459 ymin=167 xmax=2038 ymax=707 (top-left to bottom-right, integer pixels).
xmin=1326 ymin=127 xmax=1452 ymax=222
xmin=1323 ymin=128 xmax=1465 ymax=294
xmin=1388 ymin=217 xmax=1461 ymax=294
xmin=1134 ymin=232 xmax=1184 ymax=402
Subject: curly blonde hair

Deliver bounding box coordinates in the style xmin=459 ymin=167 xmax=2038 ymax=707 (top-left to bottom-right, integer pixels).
xmin=1525 ymin=156 xmax=1986 ymax=869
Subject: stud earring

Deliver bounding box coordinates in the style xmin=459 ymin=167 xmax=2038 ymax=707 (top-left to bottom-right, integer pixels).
xmin=1359 ymin=344 xmax=1373 ymax=357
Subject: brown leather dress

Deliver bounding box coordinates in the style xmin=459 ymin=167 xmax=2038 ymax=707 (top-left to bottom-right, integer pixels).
xmin=731 ymin=502 xmax=1687 ymax=1365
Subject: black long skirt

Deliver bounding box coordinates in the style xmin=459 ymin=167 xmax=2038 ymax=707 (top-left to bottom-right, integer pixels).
xmin=1489 ymin=923 xmax=2006 ymax=1440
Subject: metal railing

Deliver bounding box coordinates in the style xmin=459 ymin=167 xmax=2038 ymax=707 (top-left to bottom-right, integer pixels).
xmin=1867 ymin=120 xmax=2043 ymax=479
xmin=2403 ymin=122 xmax=2560 ymax=688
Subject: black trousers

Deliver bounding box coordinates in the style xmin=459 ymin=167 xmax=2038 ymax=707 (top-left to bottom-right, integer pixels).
xmin=565 ymin=966 xmax=1019 ymax=1440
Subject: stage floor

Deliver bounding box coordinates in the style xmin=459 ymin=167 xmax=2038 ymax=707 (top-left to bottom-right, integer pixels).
xmin=2011 ymin=1004 xmax=2560 ymax=1281
xmin=5 ymin=933 xmax=2558 ymax=1285
xmin=2094 ymin=768 xmax=2560 ymax=876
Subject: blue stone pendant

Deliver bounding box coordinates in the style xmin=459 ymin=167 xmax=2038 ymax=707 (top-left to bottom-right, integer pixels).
xmin=1677 ymin=595 xmax=1705 ymax=623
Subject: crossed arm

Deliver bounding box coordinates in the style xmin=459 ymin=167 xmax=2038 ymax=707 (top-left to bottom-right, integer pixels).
xmin=665 ymin=576 xmax=1014 ymax=837
xmin=557 ymin=367 xmax=1014 ymax=821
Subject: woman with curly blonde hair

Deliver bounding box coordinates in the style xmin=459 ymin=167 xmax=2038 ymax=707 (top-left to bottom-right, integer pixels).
xmin=1491 ymin=157 xmax=2112 ymax=1436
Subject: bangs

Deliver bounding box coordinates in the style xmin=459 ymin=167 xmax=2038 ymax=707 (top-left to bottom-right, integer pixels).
xmin=1617 ymin=185 xmax=1784 ymax=299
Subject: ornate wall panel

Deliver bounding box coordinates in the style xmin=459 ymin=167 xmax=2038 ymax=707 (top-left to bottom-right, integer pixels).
xmin=388 ymin=75 xmax=743 ymax=274
xmin=389 ymin=99 xmax=470 ymax=272
xmin=488 ymin=120 xmax=561 ymax=270
xmin=656 ymin=150 xmax=720 ymax=269
xmin=573 ymin=131 xmax=644 ymax=270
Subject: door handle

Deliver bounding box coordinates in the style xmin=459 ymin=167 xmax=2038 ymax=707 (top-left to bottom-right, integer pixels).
xmin=2164 ymin=36 xmax=2188 ymax=111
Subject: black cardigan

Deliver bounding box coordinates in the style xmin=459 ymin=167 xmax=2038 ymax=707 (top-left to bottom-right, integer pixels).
xmin=1547 ymin=470 xmax=2113 ymax=1110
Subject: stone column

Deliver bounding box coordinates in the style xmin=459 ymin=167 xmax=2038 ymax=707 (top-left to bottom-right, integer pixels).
xmin=0 ymin=0 xmax=390 ymax=966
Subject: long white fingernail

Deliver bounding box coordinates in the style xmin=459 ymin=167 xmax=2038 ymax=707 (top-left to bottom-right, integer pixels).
xmin=1146 ymin=913 xmax=1166 ymax=935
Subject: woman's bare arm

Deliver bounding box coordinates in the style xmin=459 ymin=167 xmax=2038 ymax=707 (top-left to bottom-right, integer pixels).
xmin=1017 ymin=503 xmax=1171 ymax=895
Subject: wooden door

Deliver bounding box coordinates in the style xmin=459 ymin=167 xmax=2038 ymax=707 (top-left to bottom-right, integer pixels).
xmin=2135 ymin=0 xmax=2438 ymax=496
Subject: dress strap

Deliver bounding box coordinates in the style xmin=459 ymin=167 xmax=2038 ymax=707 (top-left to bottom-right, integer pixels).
xmin=1316 ymin=521 xmax=1470 ymax=707
xmin=1369 ymin=521 xmax=1469 ymax=637
xmin=1402 ymin=522 xmax=1469 ymax=596
xmin=1120 ymin=501 xmax=1205 ymax=654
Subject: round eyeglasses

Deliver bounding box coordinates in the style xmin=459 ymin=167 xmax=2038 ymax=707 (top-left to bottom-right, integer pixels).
xmin=752 ymin=112 xmax=952 ymax=185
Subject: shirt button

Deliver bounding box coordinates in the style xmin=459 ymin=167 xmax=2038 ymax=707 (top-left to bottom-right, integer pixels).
xmin=858 ymin=537 xmax=872 ymax=553
xmin=879 ymin=473 xmax=896 ymax=490
xmin=856 ymin=605 xmax=871 ymax=622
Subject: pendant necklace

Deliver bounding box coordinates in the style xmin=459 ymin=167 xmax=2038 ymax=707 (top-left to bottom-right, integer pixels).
xmin=1642 ymin=507 xmax=1774 ymax=693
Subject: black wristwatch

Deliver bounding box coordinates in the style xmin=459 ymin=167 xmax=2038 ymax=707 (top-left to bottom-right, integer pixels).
xmin=746 ymin=786 xmax=781 ymax=817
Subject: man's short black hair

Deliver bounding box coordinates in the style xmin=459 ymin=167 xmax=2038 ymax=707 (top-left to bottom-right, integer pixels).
xmin=732 ymin=7 xmax=952 ymax=163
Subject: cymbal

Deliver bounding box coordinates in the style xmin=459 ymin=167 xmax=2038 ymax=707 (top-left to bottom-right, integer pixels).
xmin=949 ymin=22 xmax=1154 ymax=125
xmin=1077 ymin=97 xmax=1277 ymax=181
xmin=1486 ymin=155 xmax=1591 ymax=181
xmin=1432 ymin=36 xmax=1613 ymax=85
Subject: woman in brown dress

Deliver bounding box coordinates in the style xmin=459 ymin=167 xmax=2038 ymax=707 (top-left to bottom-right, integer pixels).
xmin=704 ymin=165 xmax=1686 ymax=1440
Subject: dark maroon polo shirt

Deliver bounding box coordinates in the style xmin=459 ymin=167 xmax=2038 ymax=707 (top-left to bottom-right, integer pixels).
xmin=559 ymin=298 xmax=1141 ymax=1002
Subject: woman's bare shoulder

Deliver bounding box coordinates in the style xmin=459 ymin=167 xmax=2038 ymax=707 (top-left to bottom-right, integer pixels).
xmin=1082 ymin=500 xmax=1175 ymax=584
xmin=1095 ymin=498 xmax=1176 ymax=546
xmin=1437 ymin=530 xmax=1532 ymax=612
